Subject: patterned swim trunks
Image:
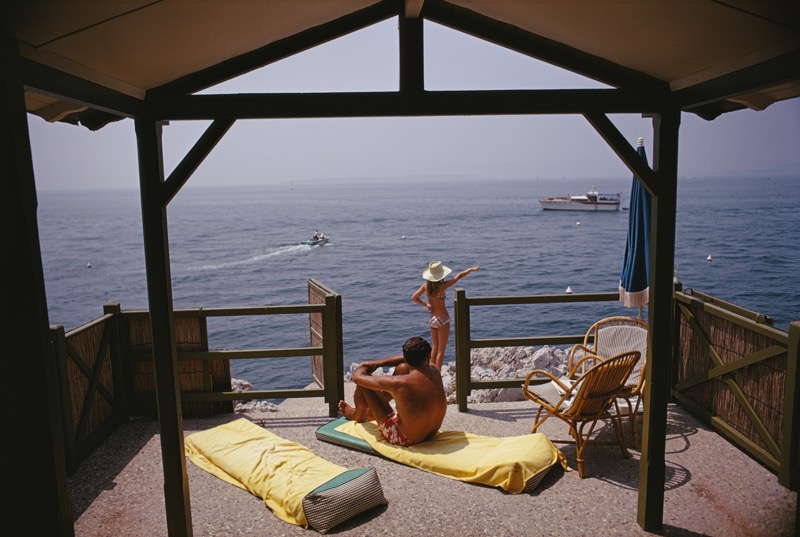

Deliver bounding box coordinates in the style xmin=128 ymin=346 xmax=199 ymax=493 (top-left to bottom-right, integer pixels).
xmin=378 ymin=411 xmax=411 ymax=447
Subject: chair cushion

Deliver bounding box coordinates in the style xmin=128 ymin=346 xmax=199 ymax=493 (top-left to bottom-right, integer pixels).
xmin=596 ymin=325 xmax=647 ymax=384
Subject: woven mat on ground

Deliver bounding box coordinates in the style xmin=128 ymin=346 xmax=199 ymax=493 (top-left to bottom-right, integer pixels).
xmin=317 ymin=417 xmax=569 ymax=494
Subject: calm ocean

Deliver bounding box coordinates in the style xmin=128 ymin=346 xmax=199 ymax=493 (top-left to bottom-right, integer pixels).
xmin=38 ymin=175 xmax=800 ymax=390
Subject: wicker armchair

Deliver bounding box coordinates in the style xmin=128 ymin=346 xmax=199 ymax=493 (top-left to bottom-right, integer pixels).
xmin=568 ymin=316 xmax=648 ymax=445
xmin=523 ymin=350 xmax=641 ymax=478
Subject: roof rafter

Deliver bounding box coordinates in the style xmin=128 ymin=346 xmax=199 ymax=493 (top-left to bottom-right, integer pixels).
xmin=674 ymin=50 xmax=800 ymax=119
xmin=150 ymin=1 xmax=400 ymax=97
xmin=584 ymin=112 xmax=659 ymax=196
xmin=20 ymin=56 xmax=143 ymax=121
xmin=423 ymin=0 xmax=667 ymax=94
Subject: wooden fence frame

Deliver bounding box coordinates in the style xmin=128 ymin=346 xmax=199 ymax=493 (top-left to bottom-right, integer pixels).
xmin=50 ymin=281 xmax=344 ymax=473
xmin=453 ymin=287 xmax=620 ymax=412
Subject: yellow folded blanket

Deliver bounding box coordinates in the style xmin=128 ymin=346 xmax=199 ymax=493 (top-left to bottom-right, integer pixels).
xmin=335 ymin=420 xmax=569 ymax=494
xmin=185 ymin=419 xmax=348 ymax=527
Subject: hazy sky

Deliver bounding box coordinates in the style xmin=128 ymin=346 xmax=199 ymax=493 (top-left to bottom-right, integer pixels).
xmin=28 ymin=19 xmax=800 ymax=191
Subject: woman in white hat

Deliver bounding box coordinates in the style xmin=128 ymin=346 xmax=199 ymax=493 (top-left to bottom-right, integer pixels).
xmin=412 ymin=261 xmax=480 ymax=370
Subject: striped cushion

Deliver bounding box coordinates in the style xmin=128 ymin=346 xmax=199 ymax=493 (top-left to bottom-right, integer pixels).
xmin=302 ymin=468 xmax=387 ymax=533
xmin=596 ymin=325 xmax=647 ymax=385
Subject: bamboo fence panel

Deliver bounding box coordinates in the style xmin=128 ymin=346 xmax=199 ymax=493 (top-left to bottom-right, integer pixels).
xmin=677 ymin=307 xmax=787 ymax=452
xmin=63 ymin=320 xmax=115 ymax=441
xmin=126 ymin=315 xmax=231 ymax=416
xmin=309 ymin=286 xmax=325 ymax=387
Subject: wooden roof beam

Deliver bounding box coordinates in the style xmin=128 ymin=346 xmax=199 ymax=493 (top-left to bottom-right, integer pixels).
xmin=149 ymin=88 xmax=662 ymax=121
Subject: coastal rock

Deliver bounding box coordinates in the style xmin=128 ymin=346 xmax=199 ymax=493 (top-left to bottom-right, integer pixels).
xmin=231 ymin=378 xmax=279 ymax=413
xmin=441 ymin=346 xmax=569 ymax=404
xmin=235 ymin=346 xmax=569 ymax=413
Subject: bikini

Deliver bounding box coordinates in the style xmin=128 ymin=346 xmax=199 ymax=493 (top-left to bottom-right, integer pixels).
xmin=429 ymin=292 xmax=450 ymax=328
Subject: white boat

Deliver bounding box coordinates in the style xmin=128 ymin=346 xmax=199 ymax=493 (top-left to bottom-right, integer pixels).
xmin=539 ymin=188 xmax=621 ymax=211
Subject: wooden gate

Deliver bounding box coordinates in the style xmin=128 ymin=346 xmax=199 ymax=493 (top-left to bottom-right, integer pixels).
xmin=673 ymin=289 xmax=799 ymax=489
xmin=51 ymin=303 xmax=126 ymax=474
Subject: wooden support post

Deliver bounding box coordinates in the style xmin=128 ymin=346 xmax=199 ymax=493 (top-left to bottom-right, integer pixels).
xmin=780 ymin=321 xmax=799 ymax=491
xmin=454 ymin=288 xmax=471 ymax=412
xmin=399 ymin=14 xmax=424 ymax=94
xmin=638 ymin=109 xmax=680 ymax=531
xmin=103 ymin=302 xmax=129 ymax=421
xmin=135 ymin=118 xmax=193 ymax=536
xmin=323 ymin=292 xmax=344 ymax=417
xmin=1 ymin=40 xmax=74 ymax=536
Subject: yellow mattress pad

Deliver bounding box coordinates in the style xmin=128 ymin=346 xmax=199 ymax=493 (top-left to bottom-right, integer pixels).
xmin=185 ymin=418 xmax=348 ymax=527
xmin=335 ymin=420 xmax=569 ymax=494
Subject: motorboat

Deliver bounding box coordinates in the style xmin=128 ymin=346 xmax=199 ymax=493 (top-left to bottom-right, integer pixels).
xmin=300 ymin=233 xmax=329 ymax=246
xmin=538 ymin=188 xmax=621 ymax=211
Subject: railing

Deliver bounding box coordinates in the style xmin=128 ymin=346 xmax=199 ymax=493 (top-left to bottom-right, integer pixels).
xmin=452 ymin=285 xmax=799 ymax=492
xmin=673 ymin=289 xmax=799 ymax=491
xmin=50 ymin=279 xmax=343 ymax=473
xmin=453 ymin=287 xmax=620 ymax=412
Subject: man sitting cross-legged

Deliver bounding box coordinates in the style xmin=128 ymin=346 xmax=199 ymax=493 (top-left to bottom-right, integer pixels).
xmin=338 ymin=336 xmax=447 ymax=447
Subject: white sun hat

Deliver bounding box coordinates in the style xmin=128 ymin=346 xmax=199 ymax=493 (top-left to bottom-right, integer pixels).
xmin=422 ymin=261 xmax=452 ymax=282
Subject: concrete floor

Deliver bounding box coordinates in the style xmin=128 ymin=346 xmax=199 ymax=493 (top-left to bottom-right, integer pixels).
xmin=68 ymin=384 xmax=796 ymax=536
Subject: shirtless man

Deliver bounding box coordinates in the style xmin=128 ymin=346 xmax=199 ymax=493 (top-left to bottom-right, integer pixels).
xmin=338 ymin=336 xmax=446 ymax=447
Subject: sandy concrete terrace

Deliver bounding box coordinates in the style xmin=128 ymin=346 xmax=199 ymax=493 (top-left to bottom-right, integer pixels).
xmin=68 ymin=384 xmax=796 ymax=537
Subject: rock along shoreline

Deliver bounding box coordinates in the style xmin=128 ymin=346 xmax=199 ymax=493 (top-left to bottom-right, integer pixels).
xmin=232 ymin=346 xmax=570 ymax=411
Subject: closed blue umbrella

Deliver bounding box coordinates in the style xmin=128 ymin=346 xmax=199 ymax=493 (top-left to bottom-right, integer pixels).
xmin=619 ymin=137 xmax=651 ymax=318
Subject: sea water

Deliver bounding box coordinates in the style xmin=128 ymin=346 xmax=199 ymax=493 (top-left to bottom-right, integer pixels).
xmin=37 ymin=175 xmax=800 ymax=390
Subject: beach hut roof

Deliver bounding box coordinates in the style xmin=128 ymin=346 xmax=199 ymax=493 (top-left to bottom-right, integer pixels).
xmin=9 ymin=1 xmax=800 ymax=129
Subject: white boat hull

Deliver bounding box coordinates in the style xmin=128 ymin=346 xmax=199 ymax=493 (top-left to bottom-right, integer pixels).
xmin=539 ymin=199 xmax=620 ymax=211
xmin=538 ymin=188 xmax=622 ymax=211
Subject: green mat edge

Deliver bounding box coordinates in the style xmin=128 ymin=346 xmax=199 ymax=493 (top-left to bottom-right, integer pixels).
xmin=307 ymin=467 xmax=372 ymax=495
xmin=315 ymin=417 xmax=376 ymax=454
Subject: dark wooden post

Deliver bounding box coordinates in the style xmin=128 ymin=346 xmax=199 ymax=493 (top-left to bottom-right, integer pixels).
xmin=323 ymin=292 xmax=344 ymax=417
xmin=399 ymin=13 xmax=424 ymax=94
xmin=454 ymin=288 xmax=471 ymax=411
xmin=780 ymin=321 xmax=799 ymax=492
xmin=1 ymin=40 xmax=74 ymax=536
xmin=638 ymin=108 xmax=680 ymax=531
xmin=135 ymin=117 xmax=193 ymax=536
xmin=103 ymin=301 xmax=128 ymax=419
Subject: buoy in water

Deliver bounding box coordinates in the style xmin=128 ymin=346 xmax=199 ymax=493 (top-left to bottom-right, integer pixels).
xmin=87 ymin=262 xmax=92 ymax=268
xmin=565 ymin=286 xmax=573 ymax=294
xmin=576 ymin=221 xmax=581 ymax=226
xmin=401 ymin=235 xmax=406 ymax=240
xmin=706 ymin=255 xmax=713 ymax=262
